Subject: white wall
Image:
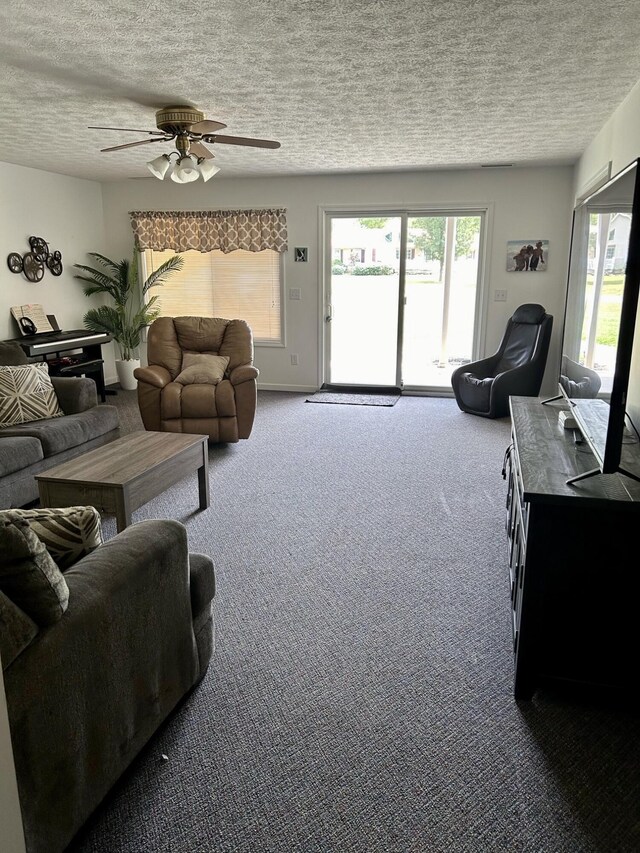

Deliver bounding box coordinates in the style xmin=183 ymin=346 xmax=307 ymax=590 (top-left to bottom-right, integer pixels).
xmin=0 ymin=162 xmax=112 ymax=375
xmin=574 ymin=79 xmax=640 ymax=200
xmin=102 ymin=166 xmax=573 ymax=394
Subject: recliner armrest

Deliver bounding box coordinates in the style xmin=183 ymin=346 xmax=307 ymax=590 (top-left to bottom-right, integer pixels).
xmin=229 ymin=364 xmax=259 ymax=385
xmin=134 ymin=365 xmax=172 ymax=388
xmin=50 ymin=376 xmax=97 ymax=414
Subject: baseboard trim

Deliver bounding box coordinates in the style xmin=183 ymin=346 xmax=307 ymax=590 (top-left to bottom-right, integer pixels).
xmin=402 ymin=388 xmax=455 ymax=398
xmin=258 ymin=383 xmax=318 ymax=393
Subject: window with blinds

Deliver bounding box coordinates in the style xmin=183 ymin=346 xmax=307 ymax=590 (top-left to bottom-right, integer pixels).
xmin=142 ymin=248 xmax=283 ymax=344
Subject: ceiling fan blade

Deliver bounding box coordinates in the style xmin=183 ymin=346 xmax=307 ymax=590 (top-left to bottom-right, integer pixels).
xmin=89 ymin=126 xmax=167 ymax=135
xmin=100 ymin=137 xmax=169 ymax=152
xmin=203 ymin=134 xmax=281 ymax=149
xmin=189 ymin=119 xmax=227 ymax=134
xmin=189 ymin=141 xmax=215 ymax=160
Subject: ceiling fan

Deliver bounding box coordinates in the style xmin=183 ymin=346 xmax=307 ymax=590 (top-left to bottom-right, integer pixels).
xmin=89 ymin=104 xmax=281 ymax=182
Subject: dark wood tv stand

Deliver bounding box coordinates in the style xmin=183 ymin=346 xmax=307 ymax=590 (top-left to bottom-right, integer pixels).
xmin=504 ymin=396 xmax=640 ymax=700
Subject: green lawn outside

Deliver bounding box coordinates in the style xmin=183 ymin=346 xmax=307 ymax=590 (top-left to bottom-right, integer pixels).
xmin=584 ymin=275 xmax=624 ymax=347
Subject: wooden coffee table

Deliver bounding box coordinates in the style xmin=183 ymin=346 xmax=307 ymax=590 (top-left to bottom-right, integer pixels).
xmin=36 ymin=431 xmax=209 ymax=532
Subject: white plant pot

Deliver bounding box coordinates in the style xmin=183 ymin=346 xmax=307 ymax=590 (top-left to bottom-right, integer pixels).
xmin=115 ymin=358 xmax=140 ymax=391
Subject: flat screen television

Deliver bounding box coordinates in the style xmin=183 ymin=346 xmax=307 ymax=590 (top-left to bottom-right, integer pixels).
xmin=554 ymin=157 xmax=640 ymax=484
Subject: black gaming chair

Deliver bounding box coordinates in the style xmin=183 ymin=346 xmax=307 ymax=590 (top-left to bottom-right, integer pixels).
xmin=451 ymin=303 xmax=553 ymax=418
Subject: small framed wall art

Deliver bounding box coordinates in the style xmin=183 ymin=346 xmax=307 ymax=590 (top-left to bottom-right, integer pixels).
xmin=506 ymin=240 xmax=548 ymax=272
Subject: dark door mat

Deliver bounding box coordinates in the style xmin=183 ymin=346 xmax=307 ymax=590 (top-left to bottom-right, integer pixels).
xmin=306 ymin=391 xmax=400 ymax=406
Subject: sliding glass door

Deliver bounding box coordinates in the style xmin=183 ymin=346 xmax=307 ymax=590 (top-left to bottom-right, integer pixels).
xmin=328 ymin=216 xmax=402 ymax=386
xmin=401 ymin=215 xmax=482 ymax=387
xmin=326 ymin=211 xmax=483 ymax=391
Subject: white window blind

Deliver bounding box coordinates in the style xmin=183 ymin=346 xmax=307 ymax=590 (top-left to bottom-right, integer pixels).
xmin=144 ymin=248 xmax=282 ymax=344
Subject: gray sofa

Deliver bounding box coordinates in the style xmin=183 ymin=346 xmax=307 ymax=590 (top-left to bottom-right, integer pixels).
xmin=1 ymin=518 xmax=215 ymax=853
xmin=0 ymin=341 xmax=120 ymax=508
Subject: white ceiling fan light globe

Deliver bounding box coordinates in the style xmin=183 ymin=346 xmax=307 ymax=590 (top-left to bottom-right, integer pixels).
xmin=170 ymin=163 xmax=187 ymax=183
xmin=170 ymin=156 xmax=195 ymax=184
xmin=147 ymin=154 xmax=171 ymax=179
xmin=177 ymin=155 xmax=200 ymax=183
xmin=198 ymin=159 xmax=221 ymax=182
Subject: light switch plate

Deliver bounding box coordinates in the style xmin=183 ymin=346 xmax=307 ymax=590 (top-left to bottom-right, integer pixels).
xmin=289 ymin=287 xmax=301 ymax=300
xmin=494 ymin=289 xmax=507 ymax=302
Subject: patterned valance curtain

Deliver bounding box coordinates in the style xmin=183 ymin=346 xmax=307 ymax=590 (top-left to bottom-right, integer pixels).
xmin=129 ymin=208 xmax=288 ymax=253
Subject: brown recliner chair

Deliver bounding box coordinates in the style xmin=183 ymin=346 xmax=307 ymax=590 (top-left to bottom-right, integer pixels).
xmin=134 ymin=317 xmax=258 ymax=442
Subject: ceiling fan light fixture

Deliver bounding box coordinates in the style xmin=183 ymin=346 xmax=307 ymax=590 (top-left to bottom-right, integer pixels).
xmin=171 ymin=155 xmax=199 ymax=183
xmin=198 ymin=159 xmax=221 ymax=182
xmin=91 ymin=105 xmax=280 ymax=181
xmin=146 ymin=153 xmax=172 ymax=179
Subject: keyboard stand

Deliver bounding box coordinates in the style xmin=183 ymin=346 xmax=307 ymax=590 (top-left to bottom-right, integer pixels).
xmin=13 ymin=327 xmax=113 ymax=403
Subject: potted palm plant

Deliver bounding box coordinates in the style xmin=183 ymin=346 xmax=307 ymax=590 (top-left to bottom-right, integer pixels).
xmin=74 ymin=252 xmax=183 ymax=390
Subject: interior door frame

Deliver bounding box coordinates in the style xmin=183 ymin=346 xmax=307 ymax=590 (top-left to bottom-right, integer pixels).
xmin=319 ymin=203 xmax=491 ymax=394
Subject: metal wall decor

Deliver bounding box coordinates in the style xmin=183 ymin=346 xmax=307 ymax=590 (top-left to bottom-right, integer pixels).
xmin=6 ymin=236 xmax=63 ymax=281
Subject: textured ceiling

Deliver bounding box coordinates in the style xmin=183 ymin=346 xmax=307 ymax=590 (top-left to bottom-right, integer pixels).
xmin=1 ymin=0 xmax=639 ymax=182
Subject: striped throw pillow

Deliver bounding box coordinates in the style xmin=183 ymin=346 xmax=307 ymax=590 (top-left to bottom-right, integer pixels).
xmin=8 ymin=506 xmax=103 ymax=570
xmin=0 ymin=363 xmax=63 ymax=428
xmin=0 ymin=513 xmax=69 ymax=626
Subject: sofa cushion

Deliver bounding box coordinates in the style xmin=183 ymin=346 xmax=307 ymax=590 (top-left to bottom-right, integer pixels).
xmin=0 ymin=589 xmax=38 ymax=670
xmin=176 ymin=353 xmax=229 ymax=385
xmin=0 ymin=591 xmax=38 ymax=670
xmin=0 ymin=512 xmax=69 ymax=626
xmin=0 ymin=404 xmax=119 ymax=456
xmin=0 ymin=363 xmax=64 ymax=428
xmin=14 ymin=506 xmax=103 ymax=570
xmin=0 ymin=436 xmax=44 ymax=476
xmin=0 ymin=341 xmax=29 ymax=366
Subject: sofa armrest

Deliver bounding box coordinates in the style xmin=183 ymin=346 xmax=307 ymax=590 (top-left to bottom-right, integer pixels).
xmin=5 ymin=519 xmax=200 ymax=853
xmin=134 ymin=364 xmax=172 ymax=388
xmin=229 ymin=363 xmax=259 ymax=386
xmin=50 ymin=376 xmax=97 ymax=414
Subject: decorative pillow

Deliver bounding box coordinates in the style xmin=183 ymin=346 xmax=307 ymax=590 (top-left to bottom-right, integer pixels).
xmin=0 ymin=512 xmax=69 ymax=626
xmin=175 ymin=353 xmax=230 ymax=385
xmin=0 ymin=362 xmax=64 ymax=428
xmin=11 ymin=506 xmax=103 ymax=570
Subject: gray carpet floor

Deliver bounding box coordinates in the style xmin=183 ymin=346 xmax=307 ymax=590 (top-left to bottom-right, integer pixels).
xmin=69 ymin=390 xmax=640 ymax=853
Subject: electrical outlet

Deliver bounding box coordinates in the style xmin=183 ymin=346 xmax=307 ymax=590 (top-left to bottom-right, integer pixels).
xmin=289 ymin=287 xmax=301 ymax=300
xmin=290 ymin=354 xmax=298 ymax=366
xmin=494 ymin=289 xmax=508 ymax=302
